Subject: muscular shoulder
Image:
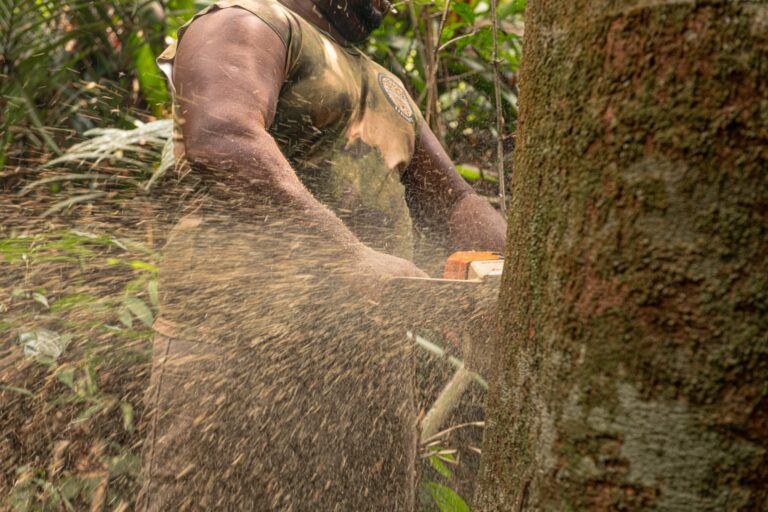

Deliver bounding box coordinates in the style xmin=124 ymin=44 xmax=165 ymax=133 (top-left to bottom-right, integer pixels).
xmin=170 ymin=2 xmax=291 ymax=131
xmin=180 ymin=3 xmax=289 ymax=52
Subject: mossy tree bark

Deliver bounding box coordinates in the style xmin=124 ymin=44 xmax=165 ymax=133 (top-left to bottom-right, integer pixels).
xmin=476 ymin=0 xmax=768 ymax=510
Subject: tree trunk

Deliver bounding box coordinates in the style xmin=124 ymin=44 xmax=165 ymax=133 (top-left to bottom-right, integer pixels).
xmin=476 ymin=0 xmax=768 ymax=510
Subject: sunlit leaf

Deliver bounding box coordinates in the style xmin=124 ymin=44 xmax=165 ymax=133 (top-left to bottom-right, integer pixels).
xmin=429 ymin=454 xmax=453 ymax=478
xmin=425 ymin=482 xmax=470 ymax=512
xmin=129 ymin=260 xmax=159 ymax=273
xmin=456 ymin=164 xmax=498 ymax=183
xmin=129 ymin=34 xmax=169 ymax=116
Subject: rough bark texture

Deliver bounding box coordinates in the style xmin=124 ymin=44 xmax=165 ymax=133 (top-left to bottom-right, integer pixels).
xmin=476 ymin=0 xmax=768 ymax=510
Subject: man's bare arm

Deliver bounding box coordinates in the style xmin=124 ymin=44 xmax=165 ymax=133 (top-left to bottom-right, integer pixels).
xmin=173 ymin=8 xmax=425 ymax=277
xmin=402 ymin=124 xmax=507 ymax=252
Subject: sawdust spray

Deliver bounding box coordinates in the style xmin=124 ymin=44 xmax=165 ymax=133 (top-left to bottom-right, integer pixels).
xmin=1 ymin=153 xmax=493 ymax=510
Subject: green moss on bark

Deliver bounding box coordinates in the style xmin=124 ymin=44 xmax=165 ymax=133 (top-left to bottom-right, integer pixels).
xmin=477 ymin=0 xmax=768 ymax=510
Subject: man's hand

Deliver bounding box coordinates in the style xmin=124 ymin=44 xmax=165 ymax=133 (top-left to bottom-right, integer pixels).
xmin=448 ymin=193 xmax=507 ymax=253
xmin=354 ymin=245 xmax=428 ymax=279
xmin=402 ymin=124 xmax=507 ymax=252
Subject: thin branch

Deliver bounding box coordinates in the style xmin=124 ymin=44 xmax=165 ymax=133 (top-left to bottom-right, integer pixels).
xmin=438 ymin=31 xmax=477 ymax=52
xmin=422 ymin=7 xmax=437 ymax=128
xmin=421 ymin=421 xmax=485 ymax=446
xmin=490 ymin=0 xmax=507 ymax=216
xmin=420 ymin=366 xmax=475 ymax=441
xmin=407 ymin=331 xmax=488 ymax=389
xmin=407 ymin=0 xmax=429 ymax=96
xmin=435 ymin=0 xmax=452 ymax=53
xmin=421 ymin=0 xmax=450 ymax=140
xmin=428 ymin=0 xmax=452 ymax=140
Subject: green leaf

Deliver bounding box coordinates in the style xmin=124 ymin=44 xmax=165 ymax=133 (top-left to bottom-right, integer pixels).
xmin=0 ymin=237 xmax=32 ymax=264
xmin=56 ymin=366 xmax=77 ymax=391
xmin=499 ymin=0 xmax=526 ymax=17
xmin=36 ymin=355 xmax=57 ymax=367
xmin=167 ymin=0 xmax=197 ymax=37
xmin=123 ymin=297 xmax=153 ymax=328
xmin=31 ymin=292 xmax=49 ymax=308
xmin=74 ymin=403 xmax=105 ymax=424
xmin=51 ymin=293 xmax=95 ymax=312
xmin=1 ymin=385 xmax=33 ymax=397
xmin=59 ymin=476 xmax=83 ymax=501
xmin=425 ymin=482 xmax=470 ymax=512
xmin=80 ymin=473 xmax=107 ymax=503
xmin=456 ymin=164 xmax=498 ymax=183
xmin=106 ymin=452 xmax=141 ymax=477
xmin=129 ymin=260 xmax=159 ymax=273
xmin=119 ymin=401 xmax=134 ymax=433
xmin=128 ymin=34 xmax=169 ymax=116
xmin=148 ymin=279 xmax=159 ymax=309
xmin=452 ymin=3 xmax=475 ymax=24
xmin=429 ymin=454 xmax=453 ymax=478
xmin=118 ymin=308 xmax=134 ymax=329
xmin=85 ymin=360 xmax=99 ymax=396
xmin=40 ymin=480 xmax=72 ymax=511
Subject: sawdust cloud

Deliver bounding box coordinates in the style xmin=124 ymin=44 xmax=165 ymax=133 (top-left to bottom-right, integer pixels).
xmin=1 ymin=163 xmax=492 ymax=509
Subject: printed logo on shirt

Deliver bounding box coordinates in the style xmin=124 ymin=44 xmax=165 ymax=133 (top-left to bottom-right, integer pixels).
xmin=378 ymin=74 xmax=414 ymax=124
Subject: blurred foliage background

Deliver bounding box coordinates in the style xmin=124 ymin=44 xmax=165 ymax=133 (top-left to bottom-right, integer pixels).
xmin=1 ymin=0 xmax=523 ymax=188
xmin=1 ymin=0 xmax=523 ymax=509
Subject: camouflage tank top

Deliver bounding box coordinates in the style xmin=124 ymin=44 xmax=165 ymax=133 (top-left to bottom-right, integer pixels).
xmin=158 ymin=0 xmax=423 ymax=258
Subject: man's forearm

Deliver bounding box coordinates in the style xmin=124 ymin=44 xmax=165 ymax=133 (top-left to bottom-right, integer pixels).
xmin=403 ymin=124 xmax=507 ymax=252
xmin=186 ymin=130 xmax=362 ymax=250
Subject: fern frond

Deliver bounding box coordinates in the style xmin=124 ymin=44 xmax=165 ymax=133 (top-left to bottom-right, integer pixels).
xmin=20 ymin=120 xmax=174 ymax=198
xmin=47 ymin=119 xmax=173 ymax=169
xmin=144 ymin=135 xmax=176 ymax=191
xmin=45 ymin=118 xmax=175 ymax=192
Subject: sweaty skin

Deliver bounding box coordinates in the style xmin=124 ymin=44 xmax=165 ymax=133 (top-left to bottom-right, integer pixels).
xmin=171 ymin=2 xmax=506 ymax=278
